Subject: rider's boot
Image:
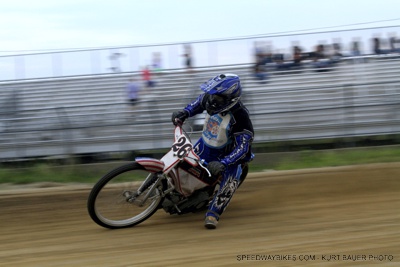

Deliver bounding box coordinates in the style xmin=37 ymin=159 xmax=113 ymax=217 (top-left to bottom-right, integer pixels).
xmin=204 ymin=215 xmax=218 ymax=229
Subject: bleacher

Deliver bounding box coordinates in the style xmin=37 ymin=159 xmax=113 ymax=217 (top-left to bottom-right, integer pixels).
xmin=1 ymin=56 xmax=400 ymax=160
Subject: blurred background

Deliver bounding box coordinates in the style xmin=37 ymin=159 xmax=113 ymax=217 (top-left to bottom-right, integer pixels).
xmin=1 ymin=1 xmax=400 ymax=166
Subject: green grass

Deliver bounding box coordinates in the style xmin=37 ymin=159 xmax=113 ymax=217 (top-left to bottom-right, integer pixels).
xmin=0 ymin=164 xmax=102 ymax=184
xmin=1 ymin=146 xmax=400 ymax=184
xmin=247 ymin=146 xmax=400 ymax=172
xmin=0 ymin=163 xmax=150 ymax=185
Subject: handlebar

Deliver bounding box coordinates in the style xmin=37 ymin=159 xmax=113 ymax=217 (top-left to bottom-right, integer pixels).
xmin=197 ymin=158 xmax=212 ymax=178
xmin=173 ymin=118 xmax=184 ymax=127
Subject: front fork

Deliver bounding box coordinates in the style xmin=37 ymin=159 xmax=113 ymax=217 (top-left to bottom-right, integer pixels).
xmin=124 ymin=173 xmax=175 ymax=207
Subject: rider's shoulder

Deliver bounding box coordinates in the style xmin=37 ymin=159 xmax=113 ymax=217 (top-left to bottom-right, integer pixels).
xmin=230 ymin=102 xmax=250 ymax=117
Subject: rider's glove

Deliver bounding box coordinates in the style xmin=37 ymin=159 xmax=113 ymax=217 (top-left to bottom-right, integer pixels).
xmin=171 ymin=110 xmax=189 ymax=125
xmin=207 ymin=161 xmax=226 ymax=177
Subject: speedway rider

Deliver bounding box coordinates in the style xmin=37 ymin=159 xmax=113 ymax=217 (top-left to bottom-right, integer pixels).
xmin=172 ymin=73 xmax=254 ymax=229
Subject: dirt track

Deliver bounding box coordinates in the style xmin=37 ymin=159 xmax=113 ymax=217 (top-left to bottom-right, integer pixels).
xmin=1 ymin=163 xmax=399 ymax=267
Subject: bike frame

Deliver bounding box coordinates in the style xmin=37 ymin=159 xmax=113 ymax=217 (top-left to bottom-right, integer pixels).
xmin=135 ymin=125 xmax=211 ymax=203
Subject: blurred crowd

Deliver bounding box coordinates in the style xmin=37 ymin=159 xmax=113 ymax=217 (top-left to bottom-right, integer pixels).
xmin=253 ymin=35 xmax=400 ymax=82
xmin=128 ymin=35 xmax=400 ymax=87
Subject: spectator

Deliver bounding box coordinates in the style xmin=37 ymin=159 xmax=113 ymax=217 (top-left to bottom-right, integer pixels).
xmin=278 ymin=45 xmax=304 ymax=71
xmin=126 ymin=77 xmax=141 ymax=110
xmin=183 ymin=53 xmax=192 ymax=69
xmin=274 ymin=57 xmax=290 ymax=71
xmin=253 ymin=41 xmax=273 ymax=65
xmin=350 ymin=40 xmax=361 ymax=57
xmin=331 ymin=43 xmax=343 ymax=63
xmin=254 ymin=61 xmax=268 ymax=82
xmin=372 ymin=37 xmax=393 ymax=55
xmin=182 ymin=44 xmax=193 ymax=71
xmin=314 ymin=44 xmax=325 ymax=59
xmin=271 ymin=44 xmax=304 ymax=73
xmin=252 ymin=41 xmax=270 ymax=82
xmin=373 ymin=37 xmax=382 ymax=54
xmin=311 ymin=44 xmax=334 ymax=71
xmin=389 ymin=35 xmax=400 ymax=53
xmin=141 ymin=66 xmax=155 ymax=88
xmin=350 ymin=39 xmax=365 ymax=63
xmin=292 ymin=45 xmax=303 ymax=68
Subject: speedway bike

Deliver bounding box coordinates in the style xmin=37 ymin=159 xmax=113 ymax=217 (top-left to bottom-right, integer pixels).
xmin=87 ymin=122 xmax=248 ymax=229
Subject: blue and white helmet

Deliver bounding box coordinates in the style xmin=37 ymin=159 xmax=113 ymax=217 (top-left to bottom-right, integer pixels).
xmin=200 ymin=73 xmax=242 ymax=115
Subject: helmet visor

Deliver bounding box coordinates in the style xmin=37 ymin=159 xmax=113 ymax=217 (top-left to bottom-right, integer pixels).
xmin=209 ymin=94 xmax=227 ymax=106
xmin=206 ymin=94 xmax=230 ymax=114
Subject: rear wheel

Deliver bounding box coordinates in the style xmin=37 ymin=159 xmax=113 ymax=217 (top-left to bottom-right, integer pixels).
xmin=87 ymin=162 xmax=164 ymax=229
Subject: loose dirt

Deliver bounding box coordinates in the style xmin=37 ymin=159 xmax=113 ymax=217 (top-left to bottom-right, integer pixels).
xmin=1 ymin=163 xmax=399 ymax=266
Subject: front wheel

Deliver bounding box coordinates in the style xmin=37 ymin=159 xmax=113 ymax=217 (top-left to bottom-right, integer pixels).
xmin=87 ymin=162 xmax=164 ymax=229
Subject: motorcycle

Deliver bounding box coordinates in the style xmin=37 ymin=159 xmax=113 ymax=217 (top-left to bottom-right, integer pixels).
xmin=87 ymin=123 xmax=248 ymax=229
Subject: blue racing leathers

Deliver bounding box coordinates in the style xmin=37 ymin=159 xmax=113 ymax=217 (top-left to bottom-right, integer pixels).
xmin=183 ymin=93 xmax=255 ymax=220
